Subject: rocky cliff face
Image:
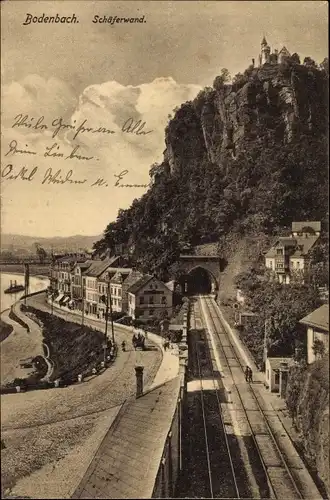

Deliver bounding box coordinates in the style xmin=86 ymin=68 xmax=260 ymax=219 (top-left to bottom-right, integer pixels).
xmin=96 ymin=58 xmax=328 ymax=279
xmin=160 ymin=62 xmax=327 ymax=175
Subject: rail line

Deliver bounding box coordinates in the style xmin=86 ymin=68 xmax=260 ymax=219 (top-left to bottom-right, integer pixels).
xmin=193 ymin=302 xmax=240 ymax=498
xmin=200 ymin=295 xmax=307 ymax=500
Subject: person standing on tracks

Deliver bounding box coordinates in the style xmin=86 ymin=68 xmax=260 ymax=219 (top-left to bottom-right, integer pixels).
xmin=249 ymin=367 xmax=253 ymax=383
xmin=245 ymin=366 xmax=249 ymax=381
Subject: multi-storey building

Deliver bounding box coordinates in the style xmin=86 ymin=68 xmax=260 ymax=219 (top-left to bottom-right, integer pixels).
xmin=70 ymin=260 xmax=92 ymax=310
xmin=49 ymin=253 xmax=87 ymax=296
xmin=265 ymin=221 xmax=321 ymax=284
xmin=97 ymin=268 xmax=132 ymax=318
xmin=128 ymin=275 xmax=173 ymax=321
xmin=83 ymin=258 xmax=119 ymax=316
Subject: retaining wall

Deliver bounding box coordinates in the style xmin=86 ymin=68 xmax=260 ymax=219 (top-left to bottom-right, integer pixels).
xmin=152 ymin=300 xmax=189 ymax=498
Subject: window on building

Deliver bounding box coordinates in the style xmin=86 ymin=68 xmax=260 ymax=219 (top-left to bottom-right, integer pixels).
xmin=296 ymin=261 xmax=300 ymax=269
xmin=149 ymin=296 xmax=154 ymax=304
xmin=274 ymin=372 xmax=280 ymax=385
xmin=276 ymin=248 xmax=283 ymax=255
xmin=118 ymin=289 xmax=121 ymax=297
xmin=140 ymin=296 xmax=145 ymax=305
xmin=161 ymin=296 xmax=166 ymax=305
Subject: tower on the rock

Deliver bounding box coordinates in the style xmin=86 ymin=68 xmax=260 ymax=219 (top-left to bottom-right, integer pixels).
xmin=259 ymin=36 xmax=271 ymax=65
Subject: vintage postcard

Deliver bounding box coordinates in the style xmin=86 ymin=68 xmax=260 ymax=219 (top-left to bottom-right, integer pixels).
xmin=0 ymin=1 xmax=328 ymax=499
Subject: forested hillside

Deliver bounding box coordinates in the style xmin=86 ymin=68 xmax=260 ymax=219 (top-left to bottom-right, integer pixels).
xmin=94 ymin=56 xmax=328 ymax=280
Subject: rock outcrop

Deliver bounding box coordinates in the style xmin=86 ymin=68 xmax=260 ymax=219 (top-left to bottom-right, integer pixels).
xmin=158 ymin=62 xmax=327 ymax=177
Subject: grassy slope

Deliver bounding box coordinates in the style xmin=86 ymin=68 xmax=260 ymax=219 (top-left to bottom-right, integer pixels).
xmin=23 ymin=306 xmax=105 ymax=382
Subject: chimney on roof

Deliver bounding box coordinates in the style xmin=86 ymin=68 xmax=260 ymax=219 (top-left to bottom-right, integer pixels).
xmin=135 ymin=366 xmax=144 ymax=397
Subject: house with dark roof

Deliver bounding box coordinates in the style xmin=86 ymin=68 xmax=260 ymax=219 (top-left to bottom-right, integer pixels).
xmin=97 ymin=268 xmax=133 ymax=317
xmin=299 ymin=304 xmax=329 ymax=364
xmin=83 ymin=257 xmax=125 ymax=315
xmin=264 ymin=221 xmax=321 ymax=284
xmin=127 ymin=275 xmax=173 ymax=321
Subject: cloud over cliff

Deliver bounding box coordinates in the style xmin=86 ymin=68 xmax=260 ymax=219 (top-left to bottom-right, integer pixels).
xmin=1 ymin=75 xmax=201 ymax=236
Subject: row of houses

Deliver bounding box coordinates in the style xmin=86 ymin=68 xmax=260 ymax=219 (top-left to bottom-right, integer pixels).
xmin=49 ymin=255 xmax=173 ymax=321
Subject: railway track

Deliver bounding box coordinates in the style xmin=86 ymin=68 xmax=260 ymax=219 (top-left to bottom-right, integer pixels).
xmin=194 ymin=328 xmax=240 ymax=498
xmin=199 ymin=295 xmax=322 ymax=500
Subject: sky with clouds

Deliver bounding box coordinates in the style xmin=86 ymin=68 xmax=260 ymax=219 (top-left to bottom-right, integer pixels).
xmin=1 ymin=0 xmax=328 ymax=237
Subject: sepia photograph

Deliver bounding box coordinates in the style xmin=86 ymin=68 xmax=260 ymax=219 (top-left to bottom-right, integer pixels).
xmin=0 ymin=1 xmax=329 ymax=498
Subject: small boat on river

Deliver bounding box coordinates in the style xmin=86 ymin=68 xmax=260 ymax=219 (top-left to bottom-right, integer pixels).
xmin=4 ymin=280 xmax=25 ymax=294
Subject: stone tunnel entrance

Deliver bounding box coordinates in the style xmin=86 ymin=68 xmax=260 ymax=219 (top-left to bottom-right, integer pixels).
xmin=176 ymin=254 xmax=223 ymax=297
xmin=178 ymin=267 xmax=217 ymax=295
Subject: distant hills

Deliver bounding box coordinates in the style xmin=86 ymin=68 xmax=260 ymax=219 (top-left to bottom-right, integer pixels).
xmin=1 ymin=233 xmax=102 ymax=254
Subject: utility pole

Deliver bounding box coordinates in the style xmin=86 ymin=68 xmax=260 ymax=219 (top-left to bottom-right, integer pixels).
xmin=24 ymin=263 xmax=30 ymax=305
xmin=104 ymin=277 xmax=115 ymax=363
xmin=104 ymin=281 xmax=110 ymax=364
xmin=81 ymin=281 xmax=85 ymax=327
xmin=263 ymin=316 xmax=274 ymax=367
xmin=109 ymin=279 xmax=115 ymax=344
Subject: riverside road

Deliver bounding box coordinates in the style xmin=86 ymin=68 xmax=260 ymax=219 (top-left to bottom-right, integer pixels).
xmin=1 ymin=292 xmax=162 ymax=429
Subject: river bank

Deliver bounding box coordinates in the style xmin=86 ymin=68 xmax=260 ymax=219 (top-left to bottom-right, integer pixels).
xmin=0 ymin=273 xmax=49 ymax=313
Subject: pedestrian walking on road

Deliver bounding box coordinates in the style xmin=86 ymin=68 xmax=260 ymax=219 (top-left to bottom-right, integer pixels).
xmin=245 ymin=366 xmax=249 ymax=382
xmin=248 ymin=368 xmax=253 ymax=383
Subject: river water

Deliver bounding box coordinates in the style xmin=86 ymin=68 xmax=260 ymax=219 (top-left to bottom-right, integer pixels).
xmin=0 ymin=273 xmax=49 ymax=313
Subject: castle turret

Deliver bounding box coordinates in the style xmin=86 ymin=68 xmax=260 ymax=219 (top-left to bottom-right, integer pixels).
xmin=260 ymin=36 xmax=271 ymax=65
